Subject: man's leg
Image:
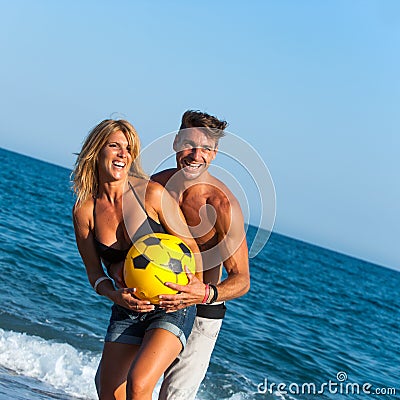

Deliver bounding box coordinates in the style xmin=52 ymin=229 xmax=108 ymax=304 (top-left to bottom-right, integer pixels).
xmin=158 ymin=316 xmax=223 ymax=400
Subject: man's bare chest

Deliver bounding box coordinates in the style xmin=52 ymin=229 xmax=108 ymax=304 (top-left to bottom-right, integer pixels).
xmin=179 ymin=198 xmax=217 ymax=244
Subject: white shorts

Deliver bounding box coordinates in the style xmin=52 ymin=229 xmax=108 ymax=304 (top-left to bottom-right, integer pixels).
xmin=158 ymin=310 xmax=223 ymax=400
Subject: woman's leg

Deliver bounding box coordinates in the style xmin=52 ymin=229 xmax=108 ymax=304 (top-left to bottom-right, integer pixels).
xmin=98 ymin=342 xmax=140 ymax=400
xmin=126 ymin=328 xmax=182 ymax=400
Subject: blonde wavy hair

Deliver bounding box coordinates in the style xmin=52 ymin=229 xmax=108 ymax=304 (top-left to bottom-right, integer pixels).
xmin=72 ymin=119 xmax=147 ymax=206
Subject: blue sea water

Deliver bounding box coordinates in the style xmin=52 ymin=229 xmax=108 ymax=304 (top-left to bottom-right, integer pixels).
xmin=0 ymin=147 xmax=399 ymax=399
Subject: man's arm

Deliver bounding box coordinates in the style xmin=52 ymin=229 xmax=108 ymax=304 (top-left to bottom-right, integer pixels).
xmin=211 ymin=195 xmax=250 ymax=301
xmin=159 ymin=193 xmax=250 ymax=309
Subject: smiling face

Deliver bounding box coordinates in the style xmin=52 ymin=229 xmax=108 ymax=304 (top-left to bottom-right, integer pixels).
xmin=98 ymin=130 xmax=132 ymax=182
xmin=173 ymin=128 xmax=217 ymax=180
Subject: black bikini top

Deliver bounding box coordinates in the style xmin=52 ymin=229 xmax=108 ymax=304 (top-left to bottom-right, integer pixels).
xmin=93 ymin=182 xmax=166 ymax=265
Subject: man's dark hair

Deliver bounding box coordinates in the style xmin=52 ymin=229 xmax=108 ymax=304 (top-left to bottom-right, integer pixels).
xmin=179 ymin=110 xmax=227 ymax=144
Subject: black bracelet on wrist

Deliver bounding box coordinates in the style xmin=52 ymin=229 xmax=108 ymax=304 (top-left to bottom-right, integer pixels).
xmin=207 ymin=284 xmax=218 ymax=304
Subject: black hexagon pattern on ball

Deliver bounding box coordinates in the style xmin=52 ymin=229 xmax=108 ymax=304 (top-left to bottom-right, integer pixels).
xmin=166 ymin=258 xmax=183 ymax=274
xmin=143 ymin=237 xmax=162 ymax=246
xmin=178 ymin=242 xmax=192 ymax=258
xmin=132 ymin=255 xmax=151 ymax=269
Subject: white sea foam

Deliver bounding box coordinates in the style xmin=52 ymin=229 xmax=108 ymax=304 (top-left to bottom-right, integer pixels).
xmin=0 ymin=328 xmax=99 ymax=399
xmin=0 ymin=328 xmax=169 ymax=399
xmin=0 ymin=328 xmax=251 ymax=400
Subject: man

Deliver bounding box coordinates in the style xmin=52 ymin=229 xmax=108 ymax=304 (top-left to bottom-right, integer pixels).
xmin=153 ymin=110 xmax=250 ymax=400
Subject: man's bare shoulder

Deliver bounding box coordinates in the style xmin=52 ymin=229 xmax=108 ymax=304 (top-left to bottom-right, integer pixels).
xmin=207 ymin=175 xmax=240 ymax=210
xmin=151 ymin=168 xmax=178 ymax=187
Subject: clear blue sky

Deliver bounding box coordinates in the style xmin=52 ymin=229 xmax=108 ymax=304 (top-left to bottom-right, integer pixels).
xmin=1 ymin=0 xmax=399 ymax=270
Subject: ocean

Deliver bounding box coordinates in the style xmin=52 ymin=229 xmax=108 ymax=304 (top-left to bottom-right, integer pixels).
xmin=0 ymin=147 xmax=398 ymax=399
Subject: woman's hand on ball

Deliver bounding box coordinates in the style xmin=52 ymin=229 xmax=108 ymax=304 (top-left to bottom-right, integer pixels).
xmin=111 ymin=288 xmax=155 ymax=312
xmin=159 ymin=267 xmax=205 ymax=311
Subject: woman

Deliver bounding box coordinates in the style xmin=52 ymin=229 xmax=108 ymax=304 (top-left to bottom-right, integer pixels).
xmin=72 ymin=119 xmax=202 ymax=400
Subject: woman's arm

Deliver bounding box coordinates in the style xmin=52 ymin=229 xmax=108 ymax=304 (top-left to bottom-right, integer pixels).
xmin=72 ymin=201 xmax=154 ymax=311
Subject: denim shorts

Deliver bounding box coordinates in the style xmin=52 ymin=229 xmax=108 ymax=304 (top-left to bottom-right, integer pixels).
xmin=104 ymin=304 xmax=196 ymax=349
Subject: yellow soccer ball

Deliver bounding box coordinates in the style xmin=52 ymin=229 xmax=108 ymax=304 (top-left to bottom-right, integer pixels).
xmin=124 ymin=233 xmax=196 ymax=304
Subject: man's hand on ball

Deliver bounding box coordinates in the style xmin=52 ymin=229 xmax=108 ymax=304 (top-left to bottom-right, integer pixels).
xmin=159 ymin=267 xmax=205 ymax=311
